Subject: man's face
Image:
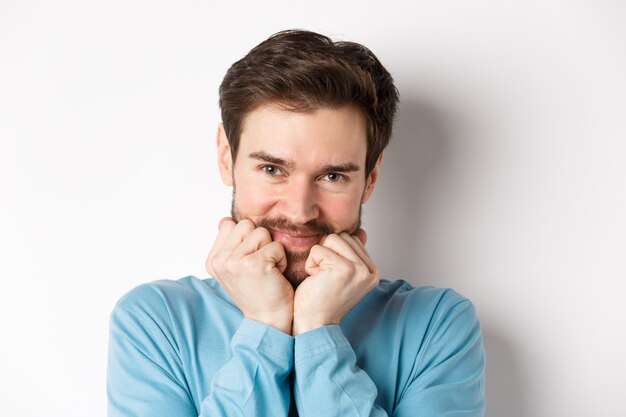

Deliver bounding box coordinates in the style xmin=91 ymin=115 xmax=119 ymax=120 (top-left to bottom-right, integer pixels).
xmin=216 ymin=104 xmax=381 ymax=287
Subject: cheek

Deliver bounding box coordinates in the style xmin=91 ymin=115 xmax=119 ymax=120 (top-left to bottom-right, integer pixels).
xmin=234 ymin=180 xmax=277 ymax=216
xmin=319 ymin=194 xmax=362 ymax=226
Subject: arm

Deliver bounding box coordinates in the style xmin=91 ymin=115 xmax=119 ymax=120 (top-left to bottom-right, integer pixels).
xmin=291 ymin=231 xmax=387 ymax=416
xmin=107 ymin=287 xmax=294 ymax=417
xmin=292 ymin=294 xmax=485 ymax=417
xmin=293 ymin=326 xmax=387 ymax=417
xmin=200 ymin=319 xmax=294 ymax=416
xmin=291 ymin=229 xmax=484 ymax=416
xmin=109 ymin=215 xmax=296 ymax=416
xmin=392 ymin=297 xmax=485 ymax=416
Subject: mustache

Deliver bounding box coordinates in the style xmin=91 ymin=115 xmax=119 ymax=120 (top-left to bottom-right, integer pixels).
xmin=254 ymin=217 xmax=333 ymax=236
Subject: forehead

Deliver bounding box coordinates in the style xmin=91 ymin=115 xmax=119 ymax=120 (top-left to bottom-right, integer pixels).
xmin=238 ymin=104 xmax=368 ymax=165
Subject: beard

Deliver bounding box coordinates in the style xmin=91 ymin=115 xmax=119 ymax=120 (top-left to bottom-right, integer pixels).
xmin=230 ymin=191 xmax=362 ymax=288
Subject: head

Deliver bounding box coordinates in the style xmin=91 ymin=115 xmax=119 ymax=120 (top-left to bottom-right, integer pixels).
xmin=217 ymin=29 xmax=399 ymax=286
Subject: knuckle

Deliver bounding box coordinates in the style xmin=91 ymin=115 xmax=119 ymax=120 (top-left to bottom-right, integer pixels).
xmin=219 ymin=217 xmax=235 ymax=231
xmin=224 ymin=255 xmax=239 ymax=272
xmin=237 ymin=218 xmax=255 ymax=231
xmin=324 ymin=233 xmax=342 ymax=247
xmin=254 ymin=227 xmax=272 ymax=243
xmin=241 ymin=254 xmax=263 ymax=271
xmin=268 ymin=240 xmax=285 ymax=254
xmin=308 ymin=244 xmax=321 ymax=256
xmin=240 ymin=256 xmax=253 ymax=271
xmin=211 ymin=256 xmax=225 ymax=275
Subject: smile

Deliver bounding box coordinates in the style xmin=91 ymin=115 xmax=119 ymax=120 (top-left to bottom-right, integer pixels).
xmin=269 ymin=229 xmax=322 ymax=249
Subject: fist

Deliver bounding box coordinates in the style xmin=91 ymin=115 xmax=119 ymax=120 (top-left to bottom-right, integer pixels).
xmin=292 ymin=230 xmax=379 ymax=335
xmin=206 ymin=218 xmax=294 ymax=334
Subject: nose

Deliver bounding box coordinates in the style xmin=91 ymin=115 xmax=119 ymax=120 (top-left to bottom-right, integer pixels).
xmin=279 ymin=178 xmax=320 ymax=225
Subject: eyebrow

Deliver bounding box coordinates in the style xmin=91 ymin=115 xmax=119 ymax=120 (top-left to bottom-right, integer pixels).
xmin=248 ymin=151 xmax=361 ymax=173
xmin=249 ymin=151 xmax=294 ymax=169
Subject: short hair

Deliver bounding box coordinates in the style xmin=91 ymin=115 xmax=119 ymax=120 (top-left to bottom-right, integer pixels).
xmin=219 ymin=29 xmax=399 ymax=175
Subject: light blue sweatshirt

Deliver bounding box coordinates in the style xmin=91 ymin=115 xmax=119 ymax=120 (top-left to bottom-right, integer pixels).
xmin=107 ymin=276 xmax=485 ymax=416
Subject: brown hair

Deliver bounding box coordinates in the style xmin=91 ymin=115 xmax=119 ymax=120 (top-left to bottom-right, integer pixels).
xmin=219 ymin=29 xmax=399 ymax=175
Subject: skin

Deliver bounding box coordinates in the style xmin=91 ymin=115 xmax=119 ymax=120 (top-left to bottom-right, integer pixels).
xmin=206 ymin=104 xmax=382 ymax=336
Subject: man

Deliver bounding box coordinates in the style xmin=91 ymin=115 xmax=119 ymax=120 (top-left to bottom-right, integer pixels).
xmin=108 ymin=30 xmax=485 ymax=416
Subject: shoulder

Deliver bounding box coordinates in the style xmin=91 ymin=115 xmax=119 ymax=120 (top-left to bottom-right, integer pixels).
xmin=348 ymin=279 xmax=480 ymax=345
xmin=365 ymin=279 xmax=481 ymax=350
xmin=115 ymin=276 xmax=227 ymax=311
xmin=110 ymin=276 xmax=234 ymax=334
xmin=377 ymin=280 xmax=483 ymax=368
xmin=365 ymin=281 xmax=485 ymax=412
xmin=372 ymin=279 xmax=483 ymax=372
xmin=371 ymin=279 xmax=476 ymax=319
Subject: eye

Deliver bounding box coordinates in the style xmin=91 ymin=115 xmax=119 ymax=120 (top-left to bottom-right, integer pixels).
xmin=321 ymin=172 xmax=346 ymax=183
xmin=261 ymin=165 xmax=282 ymax=176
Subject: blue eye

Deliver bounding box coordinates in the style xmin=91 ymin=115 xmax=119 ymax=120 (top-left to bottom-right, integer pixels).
xmin=323 ymin=173 xmax=345 ymax=182
xmin=261 ymin=165 xmax=282 ymax=176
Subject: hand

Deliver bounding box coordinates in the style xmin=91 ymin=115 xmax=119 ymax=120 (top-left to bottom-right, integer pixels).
xmin=292 ymin=229 xmax=379 ymax=336
xmin=206 ymin=217 xmax=294 ymax=334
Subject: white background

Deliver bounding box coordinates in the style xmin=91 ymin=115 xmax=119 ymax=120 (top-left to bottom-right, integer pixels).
xmin=1 ymin=1 xmax=625 ymax=416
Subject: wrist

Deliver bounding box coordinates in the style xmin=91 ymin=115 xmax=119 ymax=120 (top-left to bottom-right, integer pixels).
xmin=292 ymin=316 xmax=337 ymax=336
xmin=245 ymin=312 xmax=293 ymax=335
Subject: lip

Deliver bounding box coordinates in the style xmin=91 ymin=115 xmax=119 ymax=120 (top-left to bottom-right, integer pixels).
xmin=269 ymin=229 xmax=321 ymax=249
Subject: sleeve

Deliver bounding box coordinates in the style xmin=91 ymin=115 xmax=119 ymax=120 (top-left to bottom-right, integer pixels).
xmin=392 ymin=297 xmax=486 ymax=417
xmin=107 ymin=285 xmax=294 ymax=417
xmin=199 ymin=319 xmax=294 ymax=416
xmin=292 ymin=326 xmax=388 ymax=417
xmin=291 ymin=293 xmax=485 ymax=417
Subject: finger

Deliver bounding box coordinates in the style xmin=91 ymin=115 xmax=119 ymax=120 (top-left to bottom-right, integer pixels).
xmin=206 ymin=218 xmax=236 ymax=274
xmin=304 ymin=243 xmax=345 ymax=274
xmin=321 ymin=232 xmax=376 ymax=274
xmin=219 ymin=217 xmax=234 ymax=230
xmin=338 ymin=232 xmax=376 ymax=273
xmin=350 ymin=228 xmax=373 ymax=259
xmin=211 ymin=217 xmax=236 ymax=253
xmin=254 ymin=241 xmax=288 ymax=274
xmin=218 ymin=218 xmax=257 ymax=254
xmin=341 ymin=233 xmax=380 ymax=288
xmin=354 ymin=228 xmax=367 ymax=246
xmin=231 ymin=227 xmax=274 ymax=258
xmin=342 ymin=232 xmax=373 ymax=263
xmin=348 ymin=228 xmax=370 ymax=258
xmin=320 ymin=233 xmax=364 ymax=264
xmin=206 ymin=218 xmax=255 ymax=276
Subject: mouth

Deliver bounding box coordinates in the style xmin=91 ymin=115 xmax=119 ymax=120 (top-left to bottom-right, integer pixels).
xmin=269 ymin=229 xmax=322 ymax=250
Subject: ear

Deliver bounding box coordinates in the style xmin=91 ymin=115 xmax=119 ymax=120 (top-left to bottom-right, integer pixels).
xmin=361 ymin=152 xmax=384 ymax=203
xmin=216 ymin=123 xmax=234 ymax=186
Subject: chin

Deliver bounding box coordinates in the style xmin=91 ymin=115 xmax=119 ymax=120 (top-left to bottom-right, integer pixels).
xmin=283 ymin=248 xmax=311 ymax=289
xmin=283 ymin=259 xmax=309 ymax=288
